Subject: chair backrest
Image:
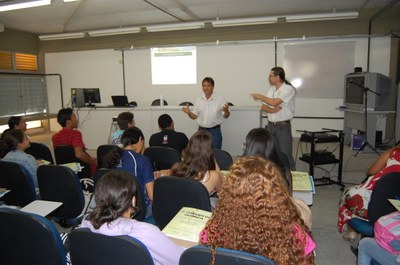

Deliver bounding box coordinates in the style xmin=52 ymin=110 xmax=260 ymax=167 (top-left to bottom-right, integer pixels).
xmin=26 ymin=142 xmax=55 ymax=164
xmin=0 ymin=160 xmax=37 ymax=207
xmin=179 ymin=245 xmax=276 ymax=265
xmin=179 ymin=101 xmax=194 ymax=106
xmin=37 ymin=165 xmax=85 ymax=221
xmin=54 ymin=145 xmax=91 ymax=179
xmin=213 ymin=149 xmax=233 ymax=170
xmin=368 ymin=172 xmax=400 ymax=224
xmin=153 ymin=176 xmax=211 ymax=229
xmin=96 ymin=144 xmax=120 ymax=168
xmin=92 ymin=168 xmax=146 ymax=221
xmin=144 ymin=146 xmax=182 ymax=171
xmin=69 ymin=228 xmax=154 ymax=265
xmin=151 ymin=99 xmax=168 ymax=106
xmin=0 ymin=208 xmax=67 ymax=265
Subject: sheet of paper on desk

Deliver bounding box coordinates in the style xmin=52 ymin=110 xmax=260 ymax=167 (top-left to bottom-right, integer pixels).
xmin=162 ymin=207 xmax=212 ymax=243
xmin=61 ymin=162 xmax=82 ymax=172
xmin=388 ymin=199 xmax=400 ymax=211
xmin=0 ymin=188 xmax=10 ymax=198
xmin=291 ymin=171 xmax=314 ymax=192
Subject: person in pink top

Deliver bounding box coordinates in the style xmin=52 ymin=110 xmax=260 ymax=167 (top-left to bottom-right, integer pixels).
xmin=200 ymin=157 xmax=315 ymax=265
xmin=80 ymin=170 xmax=183 ymax=265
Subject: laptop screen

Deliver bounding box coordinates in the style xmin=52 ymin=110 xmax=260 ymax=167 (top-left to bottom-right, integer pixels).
xmin=111 ymin=95 xmax=129 ymax=107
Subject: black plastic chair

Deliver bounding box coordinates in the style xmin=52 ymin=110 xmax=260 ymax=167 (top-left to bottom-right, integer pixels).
xmin=96 ymin=144 xmax=120 ymax=169
xmin=151 ymin=99 xmax=168 ymax=106
xmin=179 ymin=245 xmax=276 ymax=265
xmin=0 ymin=160 xmax=37 ymax=207
xmin=179 ymin=101 xmax=194 ymax=106
xmin=0 ymin=208 xmax=67 ymax=265
xmin=54 ymin=145 xmax=92 ymax=179
xmin=144 ymin=146 xmax=182 ymax=171
xmin=69 ymin=228 xmax=154 ymax=265
xmin=214 ymin=149 xmax=233 ymax=170
xmin=26 ymin=142 xmax=55 ymax=164
xmin=348 ymin=172 xmax=400 ymax=236
xmin=152 ymin=176 xmax=211 ymax=229
xmin=37 ymin=165 xmax=85 ymax=226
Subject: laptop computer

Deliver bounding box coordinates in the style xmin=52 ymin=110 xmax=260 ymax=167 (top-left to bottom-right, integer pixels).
xmin=111 ymin=95 xmax=129 ymax=107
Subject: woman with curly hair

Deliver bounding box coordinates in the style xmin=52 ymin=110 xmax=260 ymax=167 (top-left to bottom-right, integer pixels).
xmin=170 ymin=130 xmax=222 ymax=196
xmin=81 ymin=170 xmax=183 ymax=265
xmin=200 ymin=157 xmax=315 ymax=265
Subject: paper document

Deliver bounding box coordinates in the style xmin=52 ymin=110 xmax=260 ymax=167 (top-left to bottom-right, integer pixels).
xmin=162 ymin=207 xmax=212 ymax=243
xmin=291 ymin=171 xmax=314 ymax=192
xmin=61 ymin=162 xmax=82 ymax=172
xmin=388 ymin=199 xmax=400 ymax=211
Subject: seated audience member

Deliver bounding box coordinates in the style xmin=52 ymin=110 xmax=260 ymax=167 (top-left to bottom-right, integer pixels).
xmin=242 ymin=128 xmax=311 ymax=228
xmin=103 ymin=126 xmax=154 ymax=217
xmin=149 ymin=114 xmax=188 ymax=154
xmin=80 ymin=170 xmax=183 ymax=265
xmin=2 ymin=129 xmax=39 ymax=187
xmin=200 ymin=157 xmax=315 ymax=265
xmin=170 ymin=130 xmax=222 ymax=197
xmin=110 ymin=112 xmax=135 ymax=146
xmin=358 ymin=237 xmax=400 ymax=265
xmin=338 ymin=146 xmax=400 ymax=239
xmin=1 ymin=116 xmax=27 ymax=140
xmin=52 ymin=108 xmax=97 ymax=175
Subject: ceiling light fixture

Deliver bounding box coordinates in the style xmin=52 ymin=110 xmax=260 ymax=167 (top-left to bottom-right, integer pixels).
xmin=285 ymin=12 xmax=358 ymax=22
xmin=146 ymin=21 xmax=204 ymax=32
xmin=211 ymin=16 xmax=278 ymax=27
xmin=0 ymin=0 xmax=51 ymax=12
xmin=38 ymin=32 xmax=85 ymax=41
xmin=88 ymin=27 xmax=141 ymax=37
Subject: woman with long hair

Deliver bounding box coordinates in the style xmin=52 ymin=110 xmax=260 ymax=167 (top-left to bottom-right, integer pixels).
xmin=102 ymin=126 xmax=154 ymax=217
xmin=170 ymin=130 xmax=222 ymax=196
xmin=2 ymin=129 xmax=38 ymax=187
xmin=200 ymin=157 xmax=315 ymax=265
xmin=81 ymin=170 xmax=183 ymax=265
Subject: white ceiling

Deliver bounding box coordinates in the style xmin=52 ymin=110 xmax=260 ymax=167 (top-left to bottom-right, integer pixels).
xmin=0 ymin=0 xmax=398 ymax=35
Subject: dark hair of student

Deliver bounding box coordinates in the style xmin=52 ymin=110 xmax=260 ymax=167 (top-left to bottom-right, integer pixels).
xmin=0 ymin=116 xmax=24 ymax=140
xmin=3 ymin=129 xmax=25 ymax=152
xmin=158 ymin=114 xmax=173 ymax=130
xmin=202 ymin=77 xmax=215 ymax=87
xmin=271 ymin=66 xmax=294 ymax=87
xmin=57 ymin=108 xmax=74 ymax=127
xmin=87 ymin=170 xmax=138 ymax=229
xmin=243 ymin=127 xmax=292 ymax=190
xmin=171 ymin=130 xmax=216 ymax=181
xmin=102 ymin=127 xmax=144 ymax=168
xmin=117 ymin=112 xmax=134 ymax=130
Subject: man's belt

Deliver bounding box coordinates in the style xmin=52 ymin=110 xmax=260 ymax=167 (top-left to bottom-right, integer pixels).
xmin=198 ymin=124 xmax=221 ymax=130
xmin=268 ymin=120 xmax=290 ymax=126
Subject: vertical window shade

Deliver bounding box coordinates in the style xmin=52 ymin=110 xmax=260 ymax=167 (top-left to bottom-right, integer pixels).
xmin=0 ymin=51 xmax=13 ymax=70
xmin=0 ymin=76 xmax=47 ymax=118
xmin=15 ymin=53 xmax=37 ymax=71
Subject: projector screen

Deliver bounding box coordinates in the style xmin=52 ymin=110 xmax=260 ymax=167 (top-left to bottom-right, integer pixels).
xmin=151 ymin=46 xmax=197 ymax=85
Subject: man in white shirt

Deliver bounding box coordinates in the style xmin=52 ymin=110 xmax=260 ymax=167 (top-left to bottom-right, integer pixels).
xmin=251 ymin=67 xmax=296 ymax=169
xmin=182 ymin=77 xmax=230 ymax=149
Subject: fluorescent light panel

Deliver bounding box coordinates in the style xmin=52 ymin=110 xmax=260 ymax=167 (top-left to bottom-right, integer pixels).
xmin=39 ymin=32 xmax=85 ymax=41
xmin=212 ymin=16 xmax=277 ymax=27
xmin=286 ymin=12 xmax=358 ymax=22
xmin=88 ymin=27 xmax=141 ymax=37
xmin=146 ymin=22 xmax=204 ymax=32
xmin=0 ymin=0 xmax=51 ymax=12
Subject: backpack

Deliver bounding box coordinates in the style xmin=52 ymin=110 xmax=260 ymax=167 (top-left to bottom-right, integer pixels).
xmin=374 ymin=211 xmax=400 ymax=255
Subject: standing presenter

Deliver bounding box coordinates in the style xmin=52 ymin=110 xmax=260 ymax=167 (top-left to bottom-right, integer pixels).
xmin=182 ymin=77 xmax=230 ymax=149
xmin=251 ymin=67 xmax=296 ymax=169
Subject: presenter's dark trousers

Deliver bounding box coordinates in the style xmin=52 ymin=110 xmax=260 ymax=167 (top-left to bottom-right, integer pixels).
xmin=198 ymin=125 xmax=222 ymax=149
xmin=266 ymin=121 xmax=295 ymax=169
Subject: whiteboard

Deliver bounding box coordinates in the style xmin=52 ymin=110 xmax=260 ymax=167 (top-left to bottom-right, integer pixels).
xmin=283 ymin=40 xmax=355 ymax=98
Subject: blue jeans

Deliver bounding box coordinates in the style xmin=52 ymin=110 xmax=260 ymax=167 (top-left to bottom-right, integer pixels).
xmin=266 ymin=123 xmax=295 ymax=169
xmin=199 ymin=126 xmax=222 ymax=149
xmin=358 ymin=237 xmax=399 ymax=265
